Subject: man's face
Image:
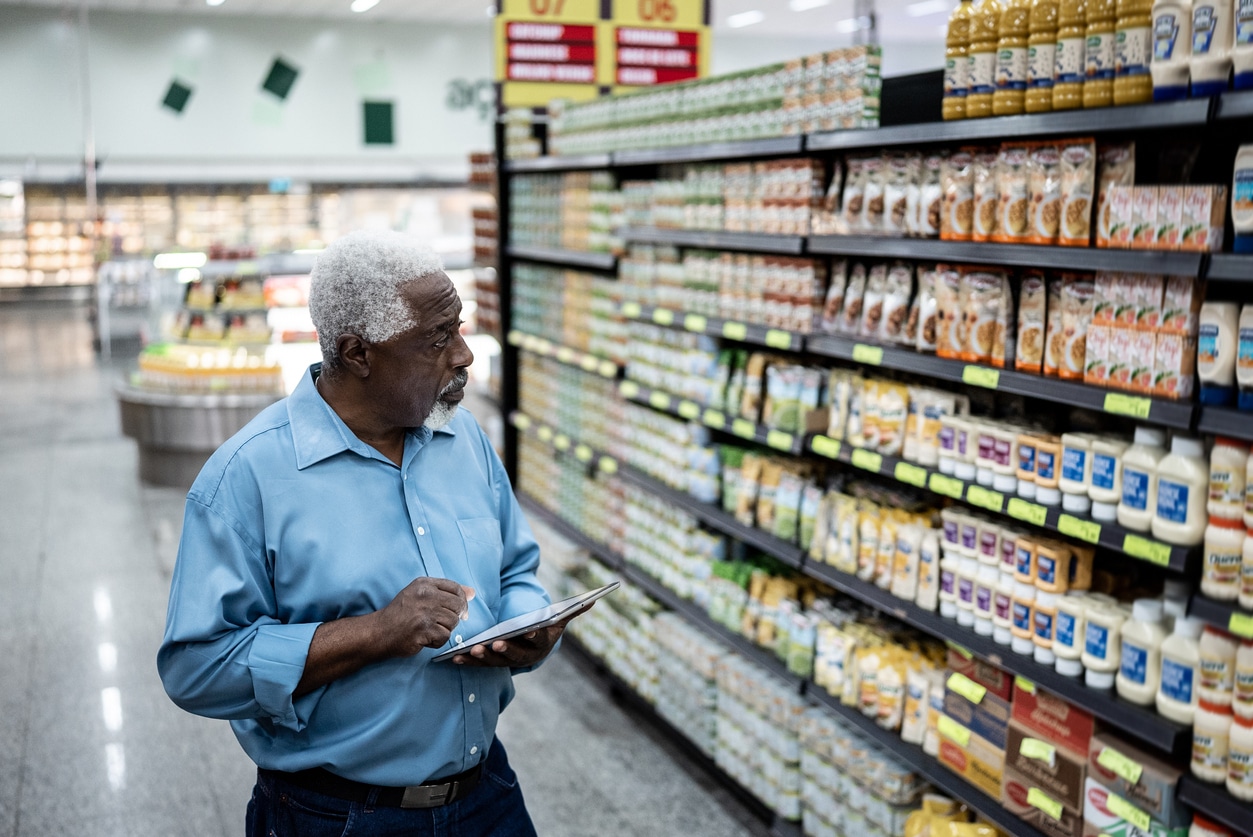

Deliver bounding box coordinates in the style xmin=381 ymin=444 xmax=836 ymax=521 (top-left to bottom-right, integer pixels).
xmin=367 ymin=272 xmax=474 ymax=430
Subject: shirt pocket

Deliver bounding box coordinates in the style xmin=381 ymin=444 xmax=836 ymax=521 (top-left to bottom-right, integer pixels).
xmin=457 ymin=517 xmax=503 ymax=612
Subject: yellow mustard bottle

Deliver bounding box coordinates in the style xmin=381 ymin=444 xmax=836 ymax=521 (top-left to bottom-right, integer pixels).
xmin=995 ymin=0 xmax=1034 ymax=113
xmin=967 ymin=0 xmax=1005 ymax=117
xmin=1027 ymin=0 xmax=1060 ymax=110
xmin=1084 ymin=0 xmax=1117 ymax=105
xmin=1054 ymin=0 xmax=1088 ymax=107
xmin=945 ymin=0 xmax=976 ymax=119
xmin=1113 ymin=0 xmax=1154 ymax=102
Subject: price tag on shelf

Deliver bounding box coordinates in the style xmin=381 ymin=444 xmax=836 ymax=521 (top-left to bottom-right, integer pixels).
xmin=507 ymin=330 xmax=523 ymax=346
xmin=722 ymin=321 xmax=749 ymax=341
xmin=1104 ymin=392 xmax=1153 ymax=419
xmin=732 ymin=418 xmax=756 ymax=439
xmin=553 ymin=434 xmax=571 ymax=451
xmin=619 ymin=381 xmax=640 ymax=399
xmin=852 ymin=343 xmax=884 ymax=366
xmin=1122 ymin=534 xmax=1173 ymax=567
xmin=946 ymin=672 xmax=987 ymax=705
xmin=537 ymin=426 xmax=554 ymax=442
xmin=811 ymin=435 xmax=841 ymax=460
xmin=1020 ymin=738 xmax=1057 ymax=766
xmin=1106 ymin=794 xmax=1151 ymax=831
xmin=574 ymin=444 xmax=593 ymax=462
xmin=677 ymin=400 xmax=701 ymax=420
xmin=648 ymin=391 xmax=671 ymax=411
xmin=1015 ymin=676 xmax=1036 ymax=693
xmin=1007 ymin=498 xmax=1048 ymax=527
xmin=512 ymin=413 xmax=532 ymax=430
xmin=534 ymin=338 xmax=553 ymax=356
xmin=962 ymin=365 xmax=1001 ymax=389
xmin=556 ymin=347 xmax=575 ymax=363
xmin=621 ymin=301 xmax=642 ymax=318
xmin=937 ymin=716 xmax=971 ymax=747
xmin=1230 ymin=612 xmax=1253 ymax=639
xmin=764 ymin=329 xmax=792 ymax=350
xmin=967 ymin=485 xmax=1005 ymax=514
xmin=851 ymin=449 xmax=883 ymax=473
xmin=929 ymin=472 xmax=965 ymax=499
xmin=1028 ymin=788 xmax=1064 ymax=822
xmin=894 ymin=462 xmax=928 ymax=488
xmin=598 ymin=456 xmax=618 ymax=474
xmin=580 ymin=355 xmax=599 ymax=372
xmin=598 ymin=360 xmax=618 ymax=378
xmin=1097 ymin=747 xmax=1144 ymax=785
xmin=652 ymin=308 xmax=675 ymax=326
xmin=703 ymin=409 xmax=726 ymax=429
xmin=684 ymin=314 xmax=707 ymax=333
xmin=1058 ymin=514 xmax=1101 ymax=544
xmin=766 ymin=430 xmax=793 ymax=452
xmin=949 ymin=643 xmax=973 ymax=659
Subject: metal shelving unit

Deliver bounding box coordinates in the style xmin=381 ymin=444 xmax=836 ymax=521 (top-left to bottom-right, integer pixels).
xmin=619 ymin=302 xmax=805 ymax=352
xmin=506 ymin=245 xmax=618 ymax=272
xmin=1196 ymin=406 xmax=1253 ymax=440
xmin=614 ymin=137 xmax=804 ymax=167
xmin=505 ymin=153 xmax=612 ymax=173
xmin=619 ymin=227 xmax=805 ymax=255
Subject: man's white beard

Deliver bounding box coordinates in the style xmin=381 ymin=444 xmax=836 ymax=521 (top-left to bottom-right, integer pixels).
xmin=423 ymin=400 xmax=458 ymax=431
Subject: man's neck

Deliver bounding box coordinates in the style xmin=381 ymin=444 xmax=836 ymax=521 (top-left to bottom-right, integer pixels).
xmin=316 ymin=369 xmax=406 ymax=467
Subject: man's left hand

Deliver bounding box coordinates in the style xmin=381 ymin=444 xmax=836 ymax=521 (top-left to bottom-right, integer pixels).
xmin=450 ymin=610 xmax=583 ymax=668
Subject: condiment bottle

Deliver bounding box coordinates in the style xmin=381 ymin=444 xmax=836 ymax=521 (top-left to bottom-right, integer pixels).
xmin=957 ymin=556 xmax=980 ymax=627
xmin=1201 ymin=625 xmax=1239 ymax=706
xmin=1194 ymin=699 xmax=1233 ymax=782
xmin=1012 ymin=581 xmax=1038 ymax=655
xmin=1015 ymin=535 xmax=1039 ymax=584
xmin=1228 ymin=713 xmax=1253 ymax=799
xmin=1116 ymin=597 xmax=1167 ymax=705
xmin=1114 ymin=0 xmax=1156 ymax=102
xmin=1035 ymin=539 xmax=1073 ymax=593
xmin=1060 ymin=432 xmax=1096 ymax=514
xmin=1084 ymin=602 xmax=1128 ymax=688
xmin=946 ymin=0 xmax=976 ymax=119
xmin=1153 ymin=434 xmax=1210 ymax=546
xmin=1089 ymin=436 xmax=1130 ymax=521
xmin=995 ymin=571 xmax=1016 ymax=645
xmin=1028 ymin=0 xmax=1062 ymax=110
xmin=1192 ymin=814 xmax=1235 ymax=837
xmin=1237 ymin=2 xmax=1253 ymax=89
xmin=1190 ymin=0 xmax=1234 ymax=95
xmin=968 ymin=0 xmax=1006 ymax=117
xmin=955 ymin=418 xmax=979 ymax=481
xmin=1199 ymin=302 xmax=1241 ymax=405
xmin=1085 ymin=0 xmax=1119 ymax=106
xmin=1151 ymin=0 xmax=1193 ymax=98
xmin=1035 ymin=433 xmax=1064 ymax=505
xmin=940 ymin=551 xmax=960 ymax=619
xmin=1235 ymin=640 xmax=1253 ymax=719
xmin=1240 ymin=305 xmax=1253 ymax=406
xmin=1018 ymin=432 xmax=1041 ymax=498
xmin=1055 ymin=0 xmax=1090 ymax=107
xmin=992 ymin=426 xmax=1021 ymax=493
xmin=1035 ymin=590 xmax=1059 ymax=664
xmin=996 ymin=0 xmax=1035 ymax=112
xmin=917 ymin=529 xmax=942 ymax=611
xmin=1119 ymin=426 xmax=1168 ymax=532
xmin=975 ymin=564 xmax=1000 ymax=635
xmin=1055 ymin=592 xmax=1090 ymax=675
xmin=1241 ymin=526 xmax=1253 ymax=609
xmin=1203 ymin=516 xmax=1246 ymax=600
xmin=1211 ymin=437 xmax=1250 ymax=520
xmin=1159 ymin=615 xmax=1205 ymax=723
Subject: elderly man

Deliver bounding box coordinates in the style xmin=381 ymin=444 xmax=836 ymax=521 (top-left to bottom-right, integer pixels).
xmin=158 ymin=229 xmax=563 ymax=836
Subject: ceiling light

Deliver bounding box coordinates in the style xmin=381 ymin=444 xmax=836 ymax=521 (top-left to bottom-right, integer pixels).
xmin=350 ymin=0 xmax=380 ymax=12
xmin=206 ymin=0 xmax=224 ymax=6
xmin=836 ymin=15 xmax=871 ymax=31
xmin=154 ymin=252 xmax=207 ymax=270
xmin=486 ymin=4 xmax=497 ymax=14
xmin=907 ymin=0 xmax=951 ymax=15
xmin=789 ymin=0 xmax=832 ymax=9
xmin=727 ymin=10 xmax=765 ymax=27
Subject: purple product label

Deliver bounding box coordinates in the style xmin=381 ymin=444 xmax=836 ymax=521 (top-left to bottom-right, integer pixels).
xmin=1013 ymin=600 xmax=1033 ymax=632
xmin=995 ymin=591 xmax=1013 ymax=620
xmin=957 ymin=428 xmax=970 ymax=456
xmin=958 ymin=578 xmax=975 ymax=604
xmin=1001 ymin=537 xmax=1018 ymax=569
xmin=961 ymin=524 xmax=978 ymax=551
xmin=979 ymin=434 xmax=996 ymax=462
xmin=980 ymin=530 xmax=999 ymax=559
xmin=1019 ymin=443 xmax=1037 ymax=473
xmin=941 ymin=569 xmax=956 ymax=595
xmin=1038 ymin=450 xmax=1056 ymax=481
xmin=943 ymin=519 xmax=960 ymax=547
xmin=939 ymin=425 xmax=956 ymax=454
xmin=994 ymin=438 xmax=1013 ymax=467
xmin=976 ymin=585 xmax=994 ymax=613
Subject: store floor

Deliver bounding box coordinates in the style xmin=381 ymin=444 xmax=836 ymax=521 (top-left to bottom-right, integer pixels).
xmin=0 ymin=301 xmax=768 ymax=837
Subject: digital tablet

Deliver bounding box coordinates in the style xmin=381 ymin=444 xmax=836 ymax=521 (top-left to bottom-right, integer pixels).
xmin=431 ymin=581 xmax=619 ymax=662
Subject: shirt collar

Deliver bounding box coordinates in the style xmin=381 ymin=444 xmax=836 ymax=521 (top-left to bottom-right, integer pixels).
xmin=288 ymin=363 xmax=457 ymax=471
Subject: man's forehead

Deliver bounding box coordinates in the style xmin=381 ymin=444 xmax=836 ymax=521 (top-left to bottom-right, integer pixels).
xmin=402 ymin=272 xmax=460 ymax=315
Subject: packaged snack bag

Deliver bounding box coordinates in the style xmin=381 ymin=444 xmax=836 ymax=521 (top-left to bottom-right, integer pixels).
xmin=993 ymin=143 xmax=1032 ymax=243
xmin=1095 ymin=142 xmax=1135 ymax=247
xmin=1016 ymin=270 xmax=1048 ymax=372
xmin=1028 ymin=142 xmax=1063 ymax=245
xmin=1058 ymin=138 xmax=1097 ymax=246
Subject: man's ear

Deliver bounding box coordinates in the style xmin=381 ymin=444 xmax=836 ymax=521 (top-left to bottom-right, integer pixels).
xmin=337 ymin=334 xmax=371 ymax=379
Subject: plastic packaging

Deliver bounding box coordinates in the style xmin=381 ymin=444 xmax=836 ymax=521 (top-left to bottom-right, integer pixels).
xmin=991 ymin=425 xmax=1021 ymax=493
xmin=996 ymin=0 xmax=1035 ymax=112
xmin=1118 ymin=426 xmax=1168 ymax=532
xmin=1158 ymin=615 xmax=1204 ymax=723
xmin=957 ymin=556 xmax=979 ymax=627
xmin=969 ymin=0 xmax=1006 ymax=117
xmin=1035 ymin=539 xmax=1073 ymax=592
xmin=1211 ymin=437 xmax=1250 ymax=521
xmin=975 ymin=564 xmax=1000 ymax=635
xmin=1202 ymin=516 xmax=1247 ymax=601
xmin=1055 ymin=0 xmax=1090 ymax=107
xmin=1190 ymin=0 xmax=1233 ymax=95
xmin=1151 ymin=0 xmax=1193 ymax=97
xmin=1228 ymin=713 xmax=1253 ymax=799
xmin=1035 ymin=433 xmax=1064 ymax=506
xmin=1012 ymin=581 xmax=1038 ymax=655
xmin=995 ymin=571 xmax=1016 ymax=645
xmin=1235 ymin=151 xmax=1253 ymax=253
xmin=1035 ymin=590 xmax=1059 ymax=664
xmin=1085 ymin=0 xmax=1119 ymax=106
xmin=1242 ymin=527 xmax=1253 ymax=609
xmin=1018 ymin=432 xmax=1040 ymax=498
xmin=1239 ymin=306 xmax=1253 ymax=409
xmin=1015 ymin=534 xmax=1039 ymax=584
xmin=940 ymin=551 xmax=960 ymax=619
xmin=917 ymin=529 xmax=942 ymax=611
xmin=1193 ymin=699 xmax=1233 ymax=783
xmin=1238 ymin=4 xmax=1253 ymax=90
xmin=1027 ymin=0 xmax=1061 ymax=110
xmin=1115 ymin=0 xmax=1156 ymax=102
xmin=975 ymin=422 xmax=999 ymax=486
xmin=946 ymin=0 xmax=977 ymax=119
xmin=955 ymin=418 xmax=979 ymax=481
xmin=1153 ymin=434 xmax=1209 ymax=546
xmin=1084 ymin=602 xmax=1128 ymax=688
xmin=1089 ymin=435 xmax=1130 ymax=521
xmin=1164 ymin=578 xmax=1191 ymax=630
xmin=1236 ymin=641 xmax=1253 ymax=719
xmin=1201 ymin=626 xmax=1239 ymax=706
xmin=1247 ymin=451 xmax=1253 ymax=528
xmin=1116 ymin=597 xmax=1167 ymax=705
xmin=1060 ymin=432 xmax=1095 ymax=514
xmin=978 ymin=519 xmax=1003 ymax=566
xmin=1055 ymin=592 xmax=1089 ymax=676
xmin=1199 ymin=302 xmax=1241 ymax=405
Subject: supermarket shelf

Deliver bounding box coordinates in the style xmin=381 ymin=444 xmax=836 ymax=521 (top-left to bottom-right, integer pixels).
xmin=1216 ymin=90 xmax=1253 ymax=121
xmin=504 ymin=153 xmax=612 ymax=173
xmin=508 ymin=410 xmax=620 ymax=477
xmin=506 ymin=245 xmax=618 ymax=272
xmin=198 ymin=259 xmax=266 ymax=279
xmin=617 ymin=464 xmax=807 ymax=570
xmin=805 ymin=98 xmax=1214 ymax=150
xmin=619 ymin=226 xmax=805 ymax=255
xmin=518 ymin=494 xmax=623 ymax=572
xmin=1206 ymin=255 xmax=1253 ymax=281
xmin=1196 ymin=407 xmax=1253 ymax=440
xmin=801 ymin=558 xmax=1191 ymax=755
xmin=1188 ymin=593 xmax=1253 ymax=638
xmin=506 ymin=330 xmax=623 ymax=380
xmin=805 ymin=333 xmax=1199 ymax=431
xmin=613 ymin=137 xmax=804 ymax=167
xmin=618 ymin=302 xmax=805 ymax=352
xmin=806 ymin=235 xmax=1205 ymax=276
xmin=1177 ymin=776 xmax=1253 ymax=836
xmin=770 ymin=821 xmax=804 ymax=837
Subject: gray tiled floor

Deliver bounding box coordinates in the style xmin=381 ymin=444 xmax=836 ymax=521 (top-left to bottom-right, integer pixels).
xmin=0 ymin=301 xmax=767 ymax=837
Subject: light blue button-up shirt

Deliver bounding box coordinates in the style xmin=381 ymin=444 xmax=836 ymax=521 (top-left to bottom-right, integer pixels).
xmin=157 ymin=364 xmax=550 ymax=787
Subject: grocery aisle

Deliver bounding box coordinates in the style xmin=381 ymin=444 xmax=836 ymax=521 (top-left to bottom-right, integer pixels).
xmin=0 ymin=300 xmax=767 ymax=837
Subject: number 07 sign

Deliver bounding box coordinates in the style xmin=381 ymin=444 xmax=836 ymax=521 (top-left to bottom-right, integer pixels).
xmin=494 ymin=0 xmax=710 ymax=107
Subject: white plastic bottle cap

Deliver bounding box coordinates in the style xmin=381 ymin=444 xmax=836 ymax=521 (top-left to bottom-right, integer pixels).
xmin=1055 ymin=656 xmax=1084 ymax=677
xmin=1134 ymin=425 xmax=1167 ymax=447
xmin=940 ymin=600 xmax=958 ymax=619
xmin=957 ymin=609 xmax=976 ymax=627
xmin=1012 ymin=635 xmax=1036 ymax=655
xmin=1018 ymin=478 xmax=1038 ymax=499
xmin=1173 ymin=616 xmax=1205 ymax=639
xmin=1170 ymin=435 xmax=1205 ymax=459
xmin=975 ymin=616 xmax=995 ymax=636
xmin=1036 ymin=486 xmax=1062 ymax=506
xmin=1090 ymin=500 xmax=1118 ymax=521
xmin=1062 ymin=491 xmax=1093 ymax=514
xmin=1132 ymin=598 xmax=1164 ymax=624
xmin=977 ymin=467 xmax=995 ymax=486
xmin=1086 ymin=668 xmax=1116 ymax=689
xmin=955 ymin=460 xmax=977 ymax=481
xmin=1034 ymin=645 xmax=1056 ymax=665
xmin=994 ymin=626 xmax=1014 ymax=645
xmin=994 ymin=472 xmax=1019 ymax=493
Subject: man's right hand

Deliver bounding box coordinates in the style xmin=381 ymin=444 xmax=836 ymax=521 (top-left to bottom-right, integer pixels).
xmin=374 ymin=577 xmax=476 ymax=658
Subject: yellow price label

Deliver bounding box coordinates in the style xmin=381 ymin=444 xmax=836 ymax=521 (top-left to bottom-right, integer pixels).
xmin=648 ymin=391 xmax=671 ymax=411
xmin=1015 ymin=676 xmax=1036 ymax=694
xmin=598 ymin=456 xmax=618 ymax=475
xmin=812 ymin=435 xmax=842 ymax=459
xmin=621 ymin=301 xmax=642 ymax=318
xmin=1106 ymin=794 xmax=1151 ymax=831
xmin=732 ymin=418 xmax=756 ymax=439
xmin=1104 ymin=392 xmax=1153 ymax=419
xmin=507 ymin=330 xmax=523 ymax=346
xmin=1230 ymin=613 xmax=1253 ymax=639
xmin=534 ymin=338 xmax=552 ymax=355
xmin=1097 ymin=747 xmax=1144 ymax=785
xmin=703 ymin=409 xmax=726 ymax=429
xmin=949 ymin=643 xmax=973 ymax=659
xmin=1020 ymin=738 xmax=1057 ymax=766
xmin=1008 ymin=498 xmax=1049 ymax=527
xmin=556 ymin=347 xmax=575 ymax=363
xmin=962 ymin=365 xmax=1001 ymax=389
xmin=947 ymin=672 xmax=987 ymax=705
xmin=937 ymin=716 xmax=971 ymax=747
xmin=929 ymin=473 xmax=965 ymax=499
xmin=851 ymin=448 xmax=883 ymax=473
xmin=684 ymin=314 xmax=707 ymax=333
xmin=677 ymin=400 xmax=701 ymax=420
xmin=1028 ymin=788 xmax=1064 ymax=822
xmin=580 ymin=355 xmax=599 ymax=372
xmin=852 ymin=343 xmax=884 ymax=365
xmin=967 ymin=485 xmax=1005 ymax=513
xmin=513 ymin=413 xmax=532 ymax=430
xmin=553 ymin=434 xmax=571 ymax=451
xmin=765 ymin=329 xmax=792 ymax=350
xmin=598 ymin=360 xmax=618 ymax=378
xmin=722 ymin=321 xmax=748 ymax=341
xmin=895 ymin=462 xmax=928 ymax=488
xmin=1058 ymin=514 xmax=1101 ymax=544
xmin=1122 ymin=534 xmax=1173 ymax=567
xmin=619 ymin=381 xmax=640 ymax=399
xmin=574 ymin=444 xmax=593 ymax=462
xmin=652 ymin=308 xmax=675 ymax=326
xmin=766 ymin=430 xmax=793 ymax=451
xmin=537 ymin=426 xmax=554 ymax=442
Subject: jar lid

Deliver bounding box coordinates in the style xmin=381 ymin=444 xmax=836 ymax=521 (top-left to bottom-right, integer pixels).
xmin=1191 ymin=815 xmax=1233 ymax=836
xmin=1216 ymin=437 xmax=1250 ymax=451
xmin=1211 ymin=515 xmax=1246 ymax=530
xmin=1199 ymin=699 xmax=1233 ymax=715
xmin=1233 ymin=713 xmax=1253 ymax=729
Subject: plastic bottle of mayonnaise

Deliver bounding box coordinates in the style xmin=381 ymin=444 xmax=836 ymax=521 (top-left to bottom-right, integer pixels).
xmin=1190 ymin=0 xmax=1234 ymax=95
xmin=1159 ymin=615 xmax=1205 ymax=723
xmin=1236 ymin=8 xmax=1253 ymax=89
xmin=1084 ymin=602 xmax=1129 ymax=688
xmin=1153 ymin=434 xmax=1210 ymax=546
xmin=1118 ymin=426 xmax=1169 ymax=532
xmin=1116 ymin=597 xmax=1168 ymax=705
xmin=1151 ymin=0 xmax=1193 ymax=97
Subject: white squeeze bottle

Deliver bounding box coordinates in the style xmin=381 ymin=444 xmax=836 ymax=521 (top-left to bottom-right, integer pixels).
xmin=1236 ymin=0 xmax=1253 ymax=88
xmin=1159 ymin=615 xmax=1205 ymax=723
xmin=1153 ymin=434 xmax=1210 ymax=546
xmin=1190 ymin=0 xmax=1234 ymax=95
xmin=1119 ymin=426 xmax=1169 ymax=532
xmin=1152 ymin=0 xmax=1194 ymax=98
xmin=1117 ymin=598 xmax=1168 ymax=704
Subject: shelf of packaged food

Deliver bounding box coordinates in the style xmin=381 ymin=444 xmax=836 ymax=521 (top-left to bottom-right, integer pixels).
xmin=196 ymin=259 xmax=267 ymax=279
xmin=1205 ymin=255 xmax=1253 ymax=281
xmin=806 ymin=235 xmax=1206 ymax=276
xmin=805 ymin=98 xmax=1215 ymax=151
xmin=518 ymin=493 xmax=624 ymax=572
xmin=805 ymin=333 xmax=1199 ymax=431
xmin=613 ymin=137 xmax=805 ymax=167
xmin=619 ymin=226 xmax=806 ymax=255
xmin=1188 ymin=593 xmax=1253 ymax=639
xmin=1216 ymin=90 xmax=1253 ymax=121
xmin=506 ymin=330 xmax=623 ymax=380
xmin=508 ymin=410 xmax=621 ymax=478
xmin=504 ymin=153 xmax=613 ymax=173
xmin=1196 ymin=406 xmax=1253 ymax=440
xmin=184 ymin=307 xmax=271 ymax=316
xmin=618 ymin=302 xmax=806 ymax=352
xmin=505 ymin=245 xmax=618 ymax=272
xmin=1177 ymin=776 xmax=1253 ymax=836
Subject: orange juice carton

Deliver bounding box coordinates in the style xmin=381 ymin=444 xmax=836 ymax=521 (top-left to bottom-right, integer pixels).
xmin=1131 ymin=187 xmax=1159 ymax=249
xmin=1093 ymin=272 xmax=1118 ymax=325
xmin=1153 ymin=332 xmax=1197 ymax=400
xmin=1106 ymin=185 xmax=1135 ymax=248
xmin=1085 ymin=324 xmax=1110 ymax=385
xmin=1155 ymin=186 xmax=1184 ymax=250
xmin=1135 ymin=274 xmax=1165 ymax=331
xmin=1113 ymin=273 xmax=1139 ymax=327
xmin=1181 ymin=185 xmax=1228 ymax=252
xmin=1107 ymin=328 xmax=1134 ymax=389
xmin=1130 ymin=330 xmax=1158 ymax=392
xmin=1161 ymin=276 xmax=1204 ymax=336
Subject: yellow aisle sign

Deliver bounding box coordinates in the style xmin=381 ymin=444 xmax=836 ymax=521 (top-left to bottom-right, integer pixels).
xmin=495 ymin=0 xmax=603 ymax=108
xmin=608 ymin=0 xmax=710 ymax=91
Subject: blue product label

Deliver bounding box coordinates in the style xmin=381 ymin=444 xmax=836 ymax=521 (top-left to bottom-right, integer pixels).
xmin=1161 ymin=658 xmax=1195 ymax=703
xmin=1092 ymin=453 xmax=1117 ymax=491
xmin=1035 ymin=609 xmax=1055 ymax=641
xmin=1240 ymin=0 xmax=1253 ymax=44
xmin=1086 ymin=622 xmax=1109 ymax=660
xmin=1038 ymin=450 xmax=1056 ymax=481
xmin=1156 ymin=478 xmax=1190 ymax=524
xmin=1199 ymin=323 xmax=1220 ymax=365
xmin=1123 ymin=468 xmax=1149 ymax=511
xmin=1154 ymin=13 xmax=1180 ymax=59
xmin=1038 ymin=554 xmax=1058 ymax=584
xmin=1062 ymin=446 xmax=1087 ymax=483
xmin=1057 ymin=611 xmax=1077 ymax=648
xmin=1013 ymin=601 xmax=1033 ymax=632
xmin=1194 ymin=5 xmax=1217 ymax=53
xmin=1017 ymin=544 xmax=1034 ymax=576
xmin=1020 ymin=444 xmax=1037 ymax=473
xmin=1120 ymin=642 xmax=1149 ymax=684
xmin=1240 ymin=326 xmax=1253 ymax=367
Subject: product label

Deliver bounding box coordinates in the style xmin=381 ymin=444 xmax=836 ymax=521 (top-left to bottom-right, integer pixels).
xmin=1117 ymin=26 xmax=1152 ymax=74
xmin=1120 ymin=641 xmax=1149 ymax=685
xmin=1038 ymin=449 xmax=1056 ymax=481
xmin=1194 ymin=5 xmax=1218 ymax=53
xmin=981 ymin=530 xmax=999 ymax=559
xmin=1013 ymin=600 xmax=1033 ymax=632
xmin=945 ymin=56 xmax=969 ymax=97
xmin=1001 ymin=536 xmax=1017 ymax=568
xmin=1062 ymin=446 xmax=1088 ymax=483
xmin=1092 ymin=453 xmax=1118 ymax=491
xmin=1230 ymin=749 xmax=1253 ymax=791
xmin=943 ymin=519 xmax=960 ymax=547
xmin=1038 ymin=553 xmax=1058 ymax=585
xmin=997 ymin=46 xmax=1030 ymax=90
xmin=1155 ymin=12 xmax=1182 ymax=59
xmin=939 ymin=425 xmax=956 ymax=453
xmin=1235 ymin=667 xmax=1253 ymax=704
xmin=1035 ymin=608 xmax=1055 ymax=642
xmin=1202 ymin=657 xmax=1235 ymax=692
xmin=1086 ymin=31 xmax=1116 ymax=80
xmin=1057 ymin=610 xmax=1077 ymax=648
xmin=1017 ymin=543 xmax=1034 ymax=576
xmin=1123 ymin=468 xmax=1150 ymax=511
xmin=1160 ymin=658 xmax=1195 ymax=704
xmin=958 ymin=577 xmax=975 ymax=604
xmin=976 ymin=584 xmax=994 ymax=614
xmin=1086 ymin=622 xmax=1110 ymax=660
xmin=1211 ymin=470 xmax=1238 ymax=504
xmin=961 ymin=524 xmax=978 ymax=551
xmin=995 ymin=590 xmax=1013 ymax=620
xmin=1056 ymin=36 xmax=1087 ymax=83
xmin=1240 ymin=0 xmax=1253 ymax=44
xmin=1193 ymin=731 xmax=1229 ymax=772
xmin=969 ymin=50 xmax=997 ymax=94
xmin=1019 ymin=443 xmax=1037 ymax=473
xmin=1207 ymin=547 xmax=1243 ymax=587
xmin=1156 ymin=478 xmax=1190 ymax=525
xmin=1199 ymin=322 xmax=1221 ymax=366
xmin=1029 ymin=42 xmax=1057 ymax=86
xmin=940 ymin=568 xmax=956 ymax=596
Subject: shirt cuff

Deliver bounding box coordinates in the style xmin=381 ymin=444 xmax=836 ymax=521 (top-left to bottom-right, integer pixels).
xmin=249 ymin=622 xmax=321 ymax=731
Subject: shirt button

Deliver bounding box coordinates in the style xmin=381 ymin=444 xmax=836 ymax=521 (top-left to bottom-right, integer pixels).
xmin=470 ymin=746 xmax=478 ymax=756
xmin=417 ymin=527 xmax=425 ymax=535
xmin=468 ymin=694 xmax=476 ymax=703
xmin=455 ymin=635 xmax=463 ymax=644
xmin=403 ymin=475 xmax=407 ymax=481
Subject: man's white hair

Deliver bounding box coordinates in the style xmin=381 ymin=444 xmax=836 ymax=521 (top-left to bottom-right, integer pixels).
xmin=309 ymin=229 xmax=445 ymax=367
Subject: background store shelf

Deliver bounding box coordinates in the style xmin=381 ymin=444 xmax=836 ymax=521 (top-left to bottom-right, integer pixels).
xmin=505 ymin=154 xmax=612 ymax=173
xmin=1188 ymin=593 xmax=1253 ymax=638
xmin=507 ymin=331 xmax=622 ymax=380
xmin=619 ymin=302 xmax=805 ymax=351
xmin=1196 ymin=407 xmax=1253 ymax=440
xmin=1216 ymin=90 xmax=1253 ymax=120
xmin=1206 ymin=255 xmax=1253 ymax=281
xmin=1177 ymin=776 xmax=1253 ymax=836
xmin=613 ymin=137 xmax=804 ymax=167
xmin=506 ymin=245 xmax=618 ymax=272
xmin=621 ymin=381 xmax=807 ymax=456
xmin=619 ymin=227 xmax=805 ymax=255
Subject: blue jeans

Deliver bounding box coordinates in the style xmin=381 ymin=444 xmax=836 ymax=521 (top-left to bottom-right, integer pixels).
xmin=246 ymin=739 xmax=538 ymax=837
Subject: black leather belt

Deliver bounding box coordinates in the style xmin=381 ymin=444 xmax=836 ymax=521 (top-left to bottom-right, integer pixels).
xmin=261 ymin=761 xmax=483 ymax=809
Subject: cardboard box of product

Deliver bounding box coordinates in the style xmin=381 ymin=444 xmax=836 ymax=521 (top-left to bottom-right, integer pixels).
xmin=1011 ymin=680 xmax=1095 ymax=756
xmin=1152 ymin=332 xmax=1197 ymax=400
xmin=1129 ymin=330 xmax=1158 ymax=392
xmin=1180 ymin=185 xmax=1228 ymax=252
xmin=946 ymin=647 xmax=1014 ymax=700
xmin=945 ymin=681 xmax=1011 ymax=749
xmin=1006 ymin=719 xmax=1088 ymax=814
xmin=1002 ymin=768 xmax=1086 ymax=837
xmin=1086 ymin=732 xmax=1189 ymax=827
xmin=1081 ymin=777 xmax=1189 ymax=837
xmin=1155 ymin=187 xmax=1184 ymax=250
xmin=938 ymin=718 xmax=1006 ymax=798
xmin=1160 ymin=275 xmax=1204 ymax=336
xmin=1131 ymin=187 xmax=1159 ymax=249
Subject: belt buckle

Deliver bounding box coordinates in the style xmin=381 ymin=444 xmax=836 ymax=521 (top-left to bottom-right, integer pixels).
xmin=400 ymin=780 xmax=457 ymax=809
